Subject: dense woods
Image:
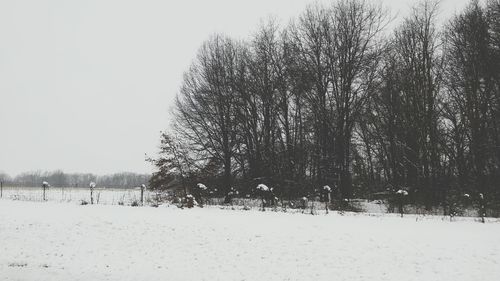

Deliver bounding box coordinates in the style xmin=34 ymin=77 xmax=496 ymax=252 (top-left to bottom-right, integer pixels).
xmin=150 ymin=0 xmax=500 ymax=207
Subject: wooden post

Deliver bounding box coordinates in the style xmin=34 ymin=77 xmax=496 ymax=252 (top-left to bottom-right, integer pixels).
xmin=479 ymin=193 xmax=485 ymax=223
xmin=323 ymin=186 xmax=332 ymax=214
xmin=325 ymin=193 xmax=330 ymax=214
xmin=1 ymin=181 xmax=3 ymax=198
xmin=42 ymin=182 xmax=49 ymax=201
xmin=90 ymin=182 xmax=96 ymax=204
xmin=141 ymin=184 xmax=145 ymax=206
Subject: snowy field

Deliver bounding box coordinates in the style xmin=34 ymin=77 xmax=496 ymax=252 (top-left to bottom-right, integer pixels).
xmin=0 ymin=187 xmax=489 ymax=217
xmin=0 ymin=187 xmax=150 ymax=205
xmin=1 ymin=200 xmax=499 ymax=281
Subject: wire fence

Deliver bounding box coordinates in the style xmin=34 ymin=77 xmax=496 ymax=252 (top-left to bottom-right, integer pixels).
xmin=1 ymin=186 xmax=498 ymax=220
xmin=0 ymin=186 xmax=151 ymax=206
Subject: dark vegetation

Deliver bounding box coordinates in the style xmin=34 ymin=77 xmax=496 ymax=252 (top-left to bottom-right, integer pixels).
xmin=149 ymin=0 xmax=500 ymax=213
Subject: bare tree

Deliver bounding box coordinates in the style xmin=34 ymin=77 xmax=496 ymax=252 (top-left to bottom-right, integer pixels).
xmin=175 ymin=35 xmax=245 ymax=199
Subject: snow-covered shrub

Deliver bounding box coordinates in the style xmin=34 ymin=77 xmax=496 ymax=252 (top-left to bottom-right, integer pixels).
xmin=256 ymin=184 xmax=269 ymax=192
xmin=223 ymin=187 xmax=239 ymax=206
xmin=227 ymin=187 xmax=238 ymax=196
xmin=256 ymin=184 xmax=272 ymax=211
xmin=193 ymin=183 xmax=209 ymax=206
xmin=396 ymin=189 xmax=408 ymax=196
xmin=185 ymin=194 xmax=196 ymax=208
xmin=299 ymin=197 xmax=308 ymax=212
xmin=197 ymin=183 xmax=208 ymax=190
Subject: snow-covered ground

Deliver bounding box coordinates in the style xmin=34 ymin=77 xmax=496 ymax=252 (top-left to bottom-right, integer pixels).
xmin=0 ymin=187 xmax=487 ymax=217
xmin=0 ymin=187 xmax=150 ymax=205
xmin=1 ymin=200 xmax=499 ymax=281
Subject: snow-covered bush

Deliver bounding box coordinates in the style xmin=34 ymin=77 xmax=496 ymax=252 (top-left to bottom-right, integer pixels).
xmin=185 ymin=194 xmax=198 ymax=208
xmin=256 ymin=184 xmax=273 ymax=211
xmin=227 ymin=187 xmax=238 ymax=196
xmin=223 ymin=187 xmax=239 ymax=206
xmin=299 ymin=197 xmax=308 ymax=212
xmin=197 ymin=183 xmax=208 ymax=190
xmin=256 ymin=184 xmax=269 ymax=192
xmin=396 ymin=189 xmax=408 ymax=196
xmin=193 ymin=183 xmax=209 ymax=206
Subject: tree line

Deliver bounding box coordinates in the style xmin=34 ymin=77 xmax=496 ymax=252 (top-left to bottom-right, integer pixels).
xmin=0 ymin=170 xmax=150 ymax=188
xmin=150 ymin=0 xmax=500 ymax=207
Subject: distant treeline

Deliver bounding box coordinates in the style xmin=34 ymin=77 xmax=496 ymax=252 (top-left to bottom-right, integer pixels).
xmin=0 ymin=170 xmax=150 ymax=188
xmin=149 ymin=0 xmax=500 ymax=207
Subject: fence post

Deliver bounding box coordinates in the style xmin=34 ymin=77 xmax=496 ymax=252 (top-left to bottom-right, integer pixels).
xmin=1 ymin=181 xmax=3 ymax=198
xmin=90 ymin=182 xmax=96 ymax=204
xmin=323 ymin=185 xmax=332 ymax=214
xmin=42 ymin=181 xmax=49 ymax=201
xmin=396 ymin=189 xmax=408 ymax=217
xmin=141 ymin=184 xmax=145 ymax=206
xmin=479 ymin=193 xmax=486 ymax=223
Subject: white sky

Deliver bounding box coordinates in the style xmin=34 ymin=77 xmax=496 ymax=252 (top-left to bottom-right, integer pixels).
xmin=0 ymin=0 xmax=471 ymax=177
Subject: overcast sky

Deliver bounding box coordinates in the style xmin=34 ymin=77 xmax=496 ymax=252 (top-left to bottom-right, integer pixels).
xmin=0 ymin=0 xmax=471 ymax=177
